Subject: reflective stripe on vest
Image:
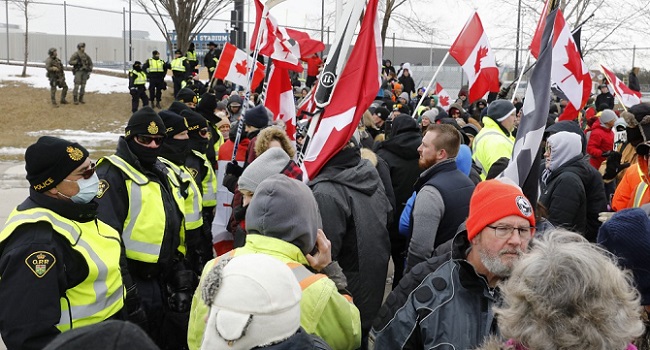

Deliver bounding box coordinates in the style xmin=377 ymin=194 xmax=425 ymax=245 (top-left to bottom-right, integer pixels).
xmin=130 ymin=70 xmax=147 ymax=85
xmin=101 ymin=155 xmax=166 ymax=262
xmin=186 ymin=51 xmax=197 ymax=62
xmin=0 ymin=208 xmax=124 ymax=331
xmin=147 ymin=58 xmax=164 ymax=73
xmin=286 ymin=262 xmax=327 ymax=290
xmin=193 ymin=150 xmax=217 ymax=207
xmin=159 ymin=157 xmax=203 ymax=230
xmin=633 ymin=165 xmax=649 ymax=207
xmin=171 ymin=57 xmax=186 ymax=72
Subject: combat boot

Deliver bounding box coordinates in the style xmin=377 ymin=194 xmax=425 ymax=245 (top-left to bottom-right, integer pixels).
xmin=156 ymin=101 xmax=162 ymax=109
xmin=73 ymin=96 xmax=79 ymax=105
xmin=79 ymin=95 xmax=85 ymax=104
xmin=60 ymin=99 xmax=69 ymax=104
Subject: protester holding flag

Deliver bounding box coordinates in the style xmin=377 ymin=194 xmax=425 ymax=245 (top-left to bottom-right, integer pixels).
xmin=587 ymin=109 xmax=617 ymax=169
xmin=472 ymin=100 xmax=517 ymax=179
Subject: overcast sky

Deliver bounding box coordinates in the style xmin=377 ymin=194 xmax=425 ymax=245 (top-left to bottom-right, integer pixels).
xmin=4 ymin=0 xmax=649 ymax=70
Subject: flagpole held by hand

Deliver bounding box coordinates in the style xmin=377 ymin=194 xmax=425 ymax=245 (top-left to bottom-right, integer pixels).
xmin=410 ymin=52 xmax=450 ymax=119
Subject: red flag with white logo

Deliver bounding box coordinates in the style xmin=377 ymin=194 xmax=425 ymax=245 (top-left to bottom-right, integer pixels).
xmin=600 ymin=64 xmax=642 ymax=107
xmin=300 ymin=0 xmax=382 ymax=181
xmin=552 ymin=9 xmax=591 ymax=121
xmin=251 ymin=0 xmax=325 ymax=72
xmin=264 ymin=64 xmax=297 ymax=141
xmin=449 ymin=12 xmax=500 ymax=103
xmin=434 ymin=82 xmax=451 ymax=111
xmin=214 ymin=42 xmax=265 ymax=89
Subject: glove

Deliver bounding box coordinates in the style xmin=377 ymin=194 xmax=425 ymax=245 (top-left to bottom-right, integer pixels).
xmin=602 ymin=151 xmax=613 ymax=158
xmin=603 ymin=151 xmax=628 ymax=181
xmin=129 ymin=87 xmax=138 ymax=96
xmin=225 ymin=161 xmax=244 ymax=177
xmin=598 ymin=211 xmax=615 ymax=223
xmin=125 ymin=286 xmax=148 ymax=330
xmin=166 ymin=270 xmax=197 ymax=313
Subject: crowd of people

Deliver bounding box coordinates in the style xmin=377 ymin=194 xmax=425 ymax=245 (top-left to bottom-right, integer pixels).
xmin=2 ymin=53 xmax=650 ymax=350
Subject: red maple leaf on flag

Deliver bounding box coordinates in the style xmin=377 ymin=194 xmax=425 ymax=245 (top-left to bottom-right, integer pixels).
xmin=474 ymin=46 xmax=488 ymax=74
xmin=439 ymin=95 xmax=450 ymax=106
xmin=235 ymin=59 xmax=248 ymax=76
xmin=561 ymin=42 xmax=586 ymax=84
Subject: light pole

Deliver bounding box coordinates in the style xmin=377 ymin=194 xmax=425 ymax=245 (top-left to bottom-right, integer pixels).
xmin=515 ymin=0 xmax=521 ymax=79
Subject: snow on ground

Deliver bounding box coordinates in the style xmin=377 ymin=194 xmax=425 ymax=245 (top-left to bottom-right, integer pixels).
xmin=26 ymin=129 xmax=123 ymax=147
xmin=0 ymin=63 xmax=128 ymax=94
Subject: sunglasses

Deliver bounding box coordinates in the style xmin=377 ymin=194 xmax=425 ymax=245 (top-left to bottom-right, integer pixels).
xmin=82 ymin=162 xmax=96 ymax=179
xmin=199 ymin=128 xmax=209 ymax=137
xmin=135 ymin=134 xmax=164 ymax=146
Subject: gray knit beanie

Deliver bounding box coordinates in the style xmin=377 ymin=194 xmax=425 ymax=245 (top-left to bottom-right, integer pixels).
xmin=238 ymin=147 xmax=290 ymax=193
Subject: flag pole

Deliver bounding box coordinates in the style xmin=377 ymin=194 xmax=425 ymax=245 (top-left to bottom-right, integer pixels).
xmin=410 ymin=52 xmax=450 ymax=119
xmin=599 ymin=64 xmax=628 ymax=112
xmin=511 ymin=50 xmax=531 ymax=103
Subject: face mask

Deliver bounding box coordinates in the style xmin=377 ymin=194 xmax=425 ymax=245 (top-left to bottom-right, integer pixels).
xmin=127 ymin=138 xmax=161 ymax=167
xmin=189 ymin=138 xmax=209 ymax=153
xmin=160 ymin=138 xmax=189 ymax=165
xmin=134 ymin=65 xmax=142 ymax=71
xmin=70 ymin=173 xmax=99 ymax=204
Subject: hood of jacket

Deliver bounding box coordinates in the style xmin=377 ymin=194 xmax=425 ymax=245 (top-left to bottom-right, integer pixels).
xmin=546 ymin=131 xmax=583 ymax=171
xmin=309 ymin=152 xmax=380 ymax=196
xmin=545 ymin=120 xmax=586 ymax=152
xmin=375 ymin=130 xmax=422 ymax=160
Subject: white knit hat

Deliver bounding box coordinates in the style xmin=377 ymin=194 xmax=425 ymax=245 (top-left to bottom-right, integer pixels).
xmin=200 ymin=254 xmax=302 ymax=350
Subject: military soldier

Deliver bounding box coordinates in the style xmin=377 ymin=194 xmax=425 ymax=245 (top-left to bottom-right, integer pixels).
xmin=0 ymin=137 xmax=126 ymax=349
xmin=45 ymin=48 xmax=68 ymax=106
xmin=68 ymin=42 xmax=93 ymax=105
xmin=171 ymin=49 xmax=190 ymax=98
xmin=129 ymin=61 xmax=149 ymax=113
xmin=143 ymin=50 xmax=170 ymax=109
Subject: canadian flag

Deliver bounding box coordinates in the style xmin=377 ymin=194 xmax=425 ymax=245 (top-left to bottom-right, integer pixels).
xmin=264 ymin=64 xmax=297 ymax=141
xmin=529 ymin=0 xmax=551 ymax=59
xmin=600 ymin=64 xmax=642 ymax=107
xmin=214 ymin=42 xmax=265 ymax=90
xmin=297 ymin=87 xmax=317 ymax=120
xmin=251 ymin=0 xmax=325 ymax=72
xmin=300 ymin=0 xmax=382 ymax=181
xmin=551 ymin=9 xmax=591 ymax=120
xmin=449 ymin=12 xmax=500 ymax=103
xmin=434 ymin=82 xmax=451 ymax=111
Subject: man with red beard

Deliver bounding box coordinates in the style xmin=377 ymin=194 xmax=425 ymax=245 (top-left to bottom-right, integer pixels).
xmin=404 ymin=124 xmax=475 ymax=273
xmin=372 ymin=179 xmax=535 ymax=349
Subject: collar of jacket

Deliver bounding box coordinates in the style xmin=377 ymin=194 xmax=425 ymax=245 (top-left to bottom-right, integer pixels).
xmin=243 ymin=234 xmax=311 ymax=266
xmin=414 ymin=158 xmax=457 ymax=192
xmin=482 ymin=116 xmax=513 ymax=139
xmin=25 ymin=188 xmax=98 ymax=223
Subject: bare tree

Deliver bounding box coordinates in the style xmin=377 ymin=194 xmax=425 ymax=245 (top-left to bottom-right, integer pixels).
xmin=379 ymin=0 xmax=437 ymax=46
xmin=11 ymin=0 xmax=31 ymax=77
xmin=135 ymin=0 xmax=230 ymax=58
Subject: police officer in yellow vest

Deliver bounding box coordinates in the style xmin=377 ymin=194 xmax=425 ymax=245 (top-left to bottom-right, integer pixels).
xmin=203 ymin=42 xmax=220 ymax=84
xmin=143 ymin=50 xmax=170 ymax=110
xmin=171 ymin=49 xmax=190 ymax=99
xmin=0 ymin=137 xmax=125 ymax=349
xmin=195 ymin=92 xmax=225 ymax=166
xmin=129 ymin=61 xmax=149 ymax=113
xmin=94 ymin=107 xmax=195 ymax=349
xmin=186 ymin=42 xmax=198 ymax=75
xmin=181 ymin=109 xmax=217 ymax=272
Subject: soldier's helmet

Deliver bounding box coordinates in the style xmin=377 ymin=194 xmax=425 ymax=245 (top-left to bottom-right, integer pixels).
xmin=77 ymin=42 xmax=86 ymax=49
xmin=48 ymin=48 xmax=57 ymax=56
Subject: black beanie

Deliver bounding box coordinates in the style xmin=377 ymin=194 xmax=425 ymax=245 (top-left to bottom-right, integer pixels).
xmin=159 ymin=110 xmax=188 ymax=137
xmin=243 ymin=104 xmax=270 ymax=129
xmin=196 ymin=93 xmax=217 ymax=115
xmin=25 ymin=136 xmax=89 ymax=193
xmin=168 ymin=101 xmax=190 ymax=115
xmin=43 ymin=320 xmax=158 ymax=350
xmin=374 ymin=107 xmax=391 ymax=121
xmin=391 ymin=114 xmax=418 ymax=137
xmin=176 ymin=88 xmax=198 ymax=104
xmin=125 ymin=107 xmax=166 ymax=139
xmin=181 ymin=109 xmax=208 ymax=135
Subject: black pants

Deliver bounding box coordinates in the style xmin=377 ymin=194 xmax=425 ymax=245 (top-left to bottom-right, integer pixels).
xmin=131 ymin=86 xmax=149 ymax=112
xmin=172 ymin=74 xmax=185 ymax=97
xmin=148 ymin=79 xmax=166 ymax=103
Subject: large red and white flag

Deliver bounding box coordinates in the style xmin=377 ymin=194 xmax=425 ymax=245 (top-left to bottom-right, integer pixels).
xmin=600 ymin=64 xmax=642 ymax=107
xmin=214 ymin=42 xmax=265 ymax=90
xmin=529 ymin=0 xmax=551 ymax=59
xmin=552 ymin=9 xmax=591 ymax=121
xmin=251 ymin=0 xmax=325 ymax=72
xmin=264 ymin=64 xmax=297 ymax=141
xmin=449 ymin=12 xmax=500 ymax=103
xmin=300 ymin=0 xmax=382 ymax=181
xmin=434 ymin=82 xmax=452 ymax=111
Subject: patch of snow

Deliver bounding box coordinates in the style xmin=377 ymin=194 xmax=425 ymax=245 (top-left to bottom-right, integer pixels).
xmin=27 ymin=129 xmax=122 ymax=146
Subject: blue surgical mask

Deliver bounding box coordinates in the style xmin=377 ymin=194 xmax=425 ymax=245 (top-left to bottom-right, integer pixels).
xmin=70 ymin=172 xmax=99 ymax=204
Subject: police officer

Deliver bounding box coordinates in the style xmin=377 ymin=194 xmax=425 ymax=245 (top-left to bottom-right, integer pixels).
xmin=68 ymin=42 xmax=93 ymax=105
xmin=0 ymin=137 xmax=125 ymax=350
xmin=186 ymin=42 xmax=198 ymax=74
xmin=171 ymin=49 xmax=190 ymax=98
xmin=94 ymin=107 xmax=195 ymax=349
xmin=143 ymin=50 xmax=170 ymax=109
xmin=129 ymin=61 xmax=149 ymax=113
xmin=203 ymin=42 xmax=220 ymax=83
xmin=45 ymin=48 xmax=68 ymax=106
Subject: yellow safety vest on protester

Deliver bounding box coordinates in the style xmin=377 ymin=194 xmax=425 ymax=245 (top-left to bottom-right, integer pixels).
xmin=0 ymin=207 xmax=125 ymax=332
xmin=159 ymin=157 xmax=204 ymax=231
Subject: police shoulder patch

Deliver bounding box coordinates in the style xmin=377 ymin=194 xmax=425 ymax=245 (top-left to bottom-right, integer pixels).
xmin=96 ymin=179 xmax=110 ymax=199
xmin=187 ymin=167 xmax=199 ymax=179
xmin=25 ymin=251 xmax=56 ymax=278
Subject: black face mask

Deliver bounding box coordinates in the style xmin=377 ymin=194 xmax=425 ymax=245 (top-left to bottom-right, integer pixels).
xmin=160 ymin=138 xmax=189 ymax=165
xmin=188 ymin=137 xmax=209 ymax=153
xmin=233 ymin=202 xmax=248 ymax=221
xmin=134 ymin=65 xmax=142 ymax=72
xmin=127 ymin=138 xmax=161 ymax=167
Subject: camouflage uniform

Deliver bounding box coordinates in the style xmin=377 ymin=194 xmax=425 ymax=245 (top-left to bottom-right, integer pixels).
xmin=45 ymin=48 xmax=68 ymax=106
xmin=69 ymin=43 xmax=93 ymax=104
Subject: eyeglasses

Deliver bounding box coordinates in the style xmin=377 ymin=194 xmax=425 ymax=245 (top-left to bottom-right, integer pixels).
xmin=199 ymin=128 xmax=209 ymax=137
xmin=81 ymin=162 xmax=96 ymax=179
xmin=486 ymin=225 xmax=535 ymax=241
xmin=135 ymin=134 xmax=164 ymax=146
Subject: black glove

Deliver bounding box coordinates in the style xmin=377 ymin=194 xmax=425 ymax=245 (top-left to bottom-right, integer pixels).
xmin=125 ymin=286 xmax=148 ymax=330
xmin=603 ymin=151 xmax=623 ymax=181
xmin=602 ymin=151 xmax=613 ymax=158
xmin=129 ymin=87 xmax=138 ymax=96
xmin=225 ymin=161 xmax=244 ymax=177
xmin=165 ymin=269 xmax=198 ymax=313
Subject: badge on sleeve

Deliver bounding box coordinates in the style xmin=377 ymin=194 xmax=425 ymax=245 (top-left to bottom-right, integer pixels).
xmin=25 ymin=251 xmax=56 ymax=278
xmin=96 ymin=179 xmax=110 ymax=199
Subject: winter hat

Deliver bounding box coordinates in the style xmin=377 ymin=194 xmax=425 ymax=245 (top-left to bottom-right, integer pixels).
xmin=174 ymin=49 xmax=182 ymax=55
xmin=374 ymin=107 xmax=391 ymax=121
xmin=421 ymin=109 xmax=439 ymax=124
xmin=455 ymin=144 xmax=472 ymax=176
xmin=391 ymin=114 xmax=418 ymax=137
xmin=43 ymin=321 xmax=158 ymax=350
xmin=598 ymin=208 xmax=650 ymax=305
xmin=238 ymin=148 xmax=290 ymax=194
xmin=546 ymin=131 xmax=582 ymax=171
xmin=125 ymin=107 xmax=166 ymax=140
xmin=25 ymin=136 xmax=89 ymax=193
xmin=399 ymin=92 xmax=409 ymax=101
xmin=626 ymin=103 xmax=650 ymax=152
xmin=216 ymin=118 xmax=231 ymax=130
xmin=158 ymin=110 xmax=188 ymax=137
xmin=466 ymin=179 xmax=535 ymax=241
xmin=599 ymin=109 xmax=617 ymax=125
xmin=216 ymin=101 xmax=227 ymax=111
xmin=168 ymin=101 xmax=190 ymax=115
xmin=200 ymin=254 xmax=302 ymax=350
xmin=180 ymin=109 xmax=207 ymax=135
xmin=176 ymin=88 xmax=198 ymax=104
xmin=228 ymin=94 xmax=243 ymax=107
xmin=462 ymin=124 xmax=480 ymax=137
xmin=487 ymin=100 xmax=517 ymax=122
xmin=196 ymin=93 xmax=217 ymax=115
xmin=243 ymin=104 xmax=270 ymax=129
xmin=458 ymin=89 xmax=468 ymax=98
xmin=246 ymin=174 xmax=321 ymax=255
